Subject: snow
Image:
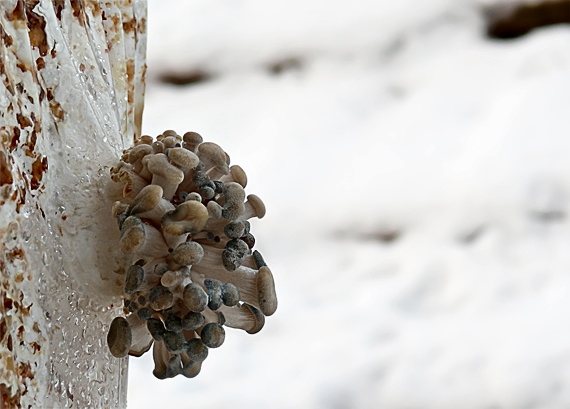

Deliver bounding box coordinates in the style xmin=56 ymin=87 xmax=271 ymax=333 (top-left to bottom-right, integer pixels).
xmin=128 ymin=0 xmax=570 ymax=408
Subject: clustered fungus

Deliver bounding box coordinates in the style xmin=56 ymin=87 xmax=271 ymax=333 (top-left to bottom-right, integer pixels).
xmin=107 ymin=130 xmax=277 ymax=379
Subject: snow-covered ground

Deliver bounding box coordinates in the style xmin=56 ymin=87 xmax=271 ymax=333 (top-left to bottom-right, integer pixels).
xmin=128 ymin=1 xmax=570 ymax=408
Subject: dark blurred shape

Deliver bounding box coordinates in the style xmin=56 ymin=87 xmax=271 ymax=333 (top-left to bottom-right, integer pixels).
xmin=360 ymin=227 xmax=402 ymax=244
xmin=458 ymin=224 xmax=485 ymax=245
xmin=485 ymin=0 xmax=570 ymax=39
xmin=266 ymin=57 xmax=303 ymax=75
xmin=527 ymin=179 xmax=567 ymax=223
xmin=158 ymin=69 xmax=214 ymax=86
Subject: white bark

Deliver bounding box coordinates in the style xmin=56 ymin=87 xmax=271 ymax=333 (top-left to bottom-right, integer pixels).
xmin=0 ymin=1 xmax=146 ymax=407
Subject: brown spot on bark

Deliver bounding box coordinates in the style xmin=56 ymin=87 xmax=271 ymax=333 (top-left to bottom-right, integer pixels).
xmin=123 ymin=18 xmax=135 ymax=33
xmin=30 ymin=156 xmax=47 ymax=190
xmin=0 ymin=24 xmax=13 ymax=48
xmin=36 ymin=57 xmax=45 ymax=70
xmin=16 ymin=114 xmax=32 ymax=129
xmin=25 ymin=5 xmax=49 ymax=57
xmin=30 ymin=342 xmax=41 ymax=353
xmin=3 ymin=298 xmax=12 ymax=311
xmin=79 ymin=63 xmax=85 ymax=72
xmin=0 ymin=152 xmax=13 ymax=186
xmin=70 ymin=0 xmax=85 ymax=25
xmin=54 ymin=0 xmax=64 ymax=20
xmin=50 ymin=102 xmax=64 ymax=120
xmin=6 ymin=249 xmax=23 ymax=262
xmin=5 ymin=1 xmax=25 ymax=22
xmin=9 ymin=128 xmax=19 ymax=152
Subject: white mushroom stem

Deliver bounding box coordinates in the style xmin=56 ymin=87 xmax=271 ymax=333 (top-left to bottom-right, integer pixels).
xmin=134 ymin=224 xmax=170 ymax=261
xmin=206 ymin=165 xmax=229 ymax=181
xmin=219 ymin=165 xmax=247 ymax=188
xmin=219 ymin=304 xmax=265 ymax=334
xmin=127 ymin=314 xmax=154 ymax=357
xmin=201 ymin=308 xmax=225 ymax=325
xmin=239 ymin=194 xmax=266 ymax=221
xmin=162 ymin=231 xmax=188 ymax=250
xmin=152 ymin=341 xmax=173 ymax=379
xmin=136 ymin=198 xmax=175 ymax=225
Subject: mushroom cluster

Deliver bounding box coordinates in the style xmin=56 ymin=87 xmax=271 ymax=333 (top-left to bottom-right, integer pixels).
xmin=106 ymin=130 xmax=277 ymax=379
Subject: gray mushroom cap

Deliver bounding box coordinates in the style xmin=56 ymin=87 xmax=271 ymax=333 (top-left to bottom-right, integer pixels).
xmin=183 ymin=131 xmax=203 ymax=152
xmin=168 ymin=147 xmax=200 ymax=170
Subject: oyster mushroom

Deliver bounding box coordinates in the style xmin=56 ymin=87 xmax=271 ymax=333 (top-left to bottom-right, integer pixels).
xmin=147 ymin=154 xmax=184 ymax=200
xmin=220 ymin=165 xmax=247 ymax=188
xmin=107 ymin=131 xmax=277 ymax=380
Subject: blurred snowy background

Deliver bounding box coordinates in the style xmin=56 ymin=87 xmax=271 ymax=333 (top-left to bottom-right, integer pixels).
xmin=128 ymin=0 xmax=570 ymax=408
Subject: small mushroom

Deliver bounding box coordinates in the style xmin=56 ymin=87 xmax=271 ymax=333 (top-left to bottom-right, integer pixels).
xmin=200 ymin=323 xmax=225 ymax=348
xmin=124 ymin=264 xmax=145 ymax=294
xmin=163 ymin=331 xmax=187 ymax=354
xmin=180 ymin=355 xmax=202 ymax=378
xmin=207 ymin=201 xmax=223 ymax=219
xmin=221 ymin=283 xmax=240 ymax=307
xmin=196 ymin=142 xmax=229 ymax=173
xmin=147 ymin=154 xmax=185 ymax=200
xmin=168 ymin=147 xmax=199 ymax=171
xmin=137 ymin=135 xmax=154 ymax=145
xmin=220 ymin=165 xmax=247 ymax=188
xmin=149 ymin=286 xmax=174 ymax=310
xmin=257 ymin=266 xmax=277 ymax=316
xmin=204 ymin=279 xmax=223 ymax=311
xmin=107 ymin=317 xmax=132 ymax=358
xmin=183 ymin=131 xmax=203 ymax=152
xmin=171 ymin=241 xmax=204 ymax=266
xmin=183 ymin=282 xmax=208 ymax=313
xmin=126 ymin=144 xmax=153 ymax=176
xmin=119 ymin=216 xmax=145 ymax=254
xmin=185 ymin=338 xmax=209 ymax=362
xmin=224 ymin=221 xmax=245 ymax=239
xmin=222 ymin=182 xmax=246 ymax=221
xmin=181 ymin=311 xmax=205 ymax=330
xmin=147 ymin=318 xmax=166 ymax=342
xmin=127 ymin=185 xmax=163 ymax=216
xmin=161 ymin=201 xmax=209 ymax=236
xmin=239 ymin=194 xmax=266 ymax=220
xmin=152 ymin=341 xmax=174 ymax=379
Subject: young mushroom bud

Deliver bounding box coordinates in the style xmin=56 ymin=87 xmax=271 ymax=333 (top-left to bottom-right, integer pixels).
xmin=200 ymin=323 xmax=225 ymax=348
xmin=185 ymin=338 xmax=209 ymax=362
xmin=183 ymin=282 xmax=209 ymax=313
xmin=124 ymin=264 xmax=145 ymax=294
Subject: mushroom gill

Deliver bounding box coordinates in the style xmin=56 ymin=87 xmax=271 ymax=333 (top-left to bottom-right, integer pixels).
xmin=106 ymin=131 xmax=277 ymax=379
